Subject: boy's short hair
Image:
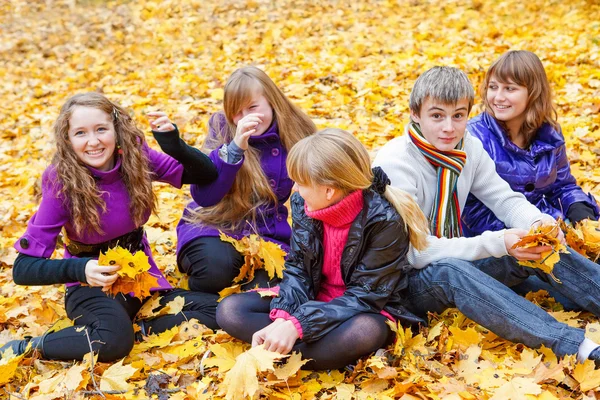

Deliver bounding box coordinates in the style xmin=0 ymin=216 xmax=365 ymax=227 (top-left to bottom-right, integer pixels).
xmin=409 ymin=66 xmax=475 ymax=115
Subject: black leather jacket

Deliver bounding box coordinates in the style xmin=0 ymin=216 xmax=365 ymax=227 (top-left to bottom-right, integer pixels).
xmin=270 ymin=187 xmax=425 ymax=343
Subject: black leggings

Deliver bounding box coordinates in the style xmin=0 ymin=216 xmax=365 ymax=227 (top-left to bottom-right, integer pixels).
xmin=216 ymin=292 xmax=394 ymax=370
xmin=178 ymin=237 xmax=278 ymax=293
xmin=41 ymin=285 xmax=219 ymax=362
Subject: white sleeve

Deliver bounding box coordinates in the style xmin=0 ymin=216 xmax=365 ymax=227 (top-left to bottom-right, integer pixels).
xmin=407 ymin=230 xmax=508 ymax=268
xmin=468 ymin=137 xmax=545 ymax=230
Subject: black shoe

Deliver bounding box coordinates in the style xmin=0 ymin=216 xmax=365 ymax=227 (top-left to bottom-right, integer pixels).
xmin=0 ymin=336 xmax=44 ymax=359
xmin=587 ymin=346 xmax=600 ymax=368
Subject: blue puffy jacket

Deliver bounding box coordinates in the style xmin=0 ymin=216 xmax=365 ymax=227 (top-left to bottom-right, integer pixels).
xmin=462 ymin=112 xmax=599 ymax=237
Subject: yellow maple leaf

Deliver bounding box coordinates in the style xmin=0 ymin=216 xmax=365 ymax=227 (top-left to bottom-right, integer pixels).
xmin=204 ymin=341 xmax=249 ymax=374
xmin=98 ymin=246 xmax=131 ymax=274
xmin=573 ymin=360 xmax=600 ymax=392
xmin=222 ymin=344 xmax=284 ymax=400
xmin=449 ymin=326 xmax=483 ymax=351
xmin=99 ymin=359 xmax=138 ymax=392
xmin=334 ymin=383 xmax=356 ymax=400
xmin=0 ymin=348 xmax=24 ymax=385
xmin=489 ymin=377 xmax=542 ymax=400
xmin=259 ymin=240 xmax=287 ymax=280
xmin=130 ymin=326 xmax=179 ymax=355
xmin=273 ymin=351 xmax=309 ymax=380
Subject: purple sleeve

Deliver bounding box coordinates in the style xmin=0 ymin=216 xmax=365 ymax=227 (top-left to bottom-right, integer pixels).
xmin=14 ymin=168 xmax=70 ymax=258
xmin=189 ymin=113 xmax=244 ymax=206
xmin=145 ymin=142 xmax=185 ymax=188
xmin=549 ymin=143 xmax=599 ymax=215
xmin=190 ymin=148 xmax=244 ymax=207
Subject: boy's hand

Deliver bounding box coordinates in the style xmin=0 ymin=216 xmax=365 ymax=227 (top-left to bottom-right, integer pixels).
xmin=504 ymin=228 xmax=552 ymax=261
xmin=85 ymin=260 xmax=121 ymax=291
xmin=234 ymin=113 xmax=264 ymax=150
xmin=252 ymin=318 xmax=298 ymax=355
xmin=147 ymin=111 xmax=176 ymax=132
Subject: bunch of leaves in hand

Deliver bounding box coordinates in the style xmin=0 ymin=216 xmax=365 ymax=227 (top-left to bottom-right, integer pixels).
xmin=511 ymin=224 xmax=569 ymax=282
xmin=562 ymin=219 xmax=600 ymax=262
xmin=217 ymin=232 xmax=286 ymax=301
xmin=98 ymin=246 xmax=160 ymax=299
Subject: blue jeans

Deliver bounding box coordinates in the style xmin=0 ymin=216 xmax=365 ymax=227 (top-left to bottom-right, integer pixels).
xmin=511 ymin=276 xmax=580 ymax=311
xmin=473 ymin=248 xmax=600 ymax=315
xmin=404 ymin=254 xmax=589 ymax=357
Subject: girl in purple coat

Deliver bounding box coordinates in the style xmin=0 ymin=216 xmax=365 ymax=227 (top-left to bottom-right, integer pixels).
xmin=176 ymin=66 xmax=316 ymax=293
xmin=1 ymin=92 xmax=219 ymax=362
xmin=462 ymin=50 xmax=600 ymax=304
xmin=463 ymin=50 xmax=599 ymax=236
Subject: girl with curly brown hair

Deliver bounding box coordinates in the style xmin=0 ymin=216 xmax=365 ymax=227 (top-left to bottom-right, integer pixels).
xmin=1 ymin=92 xmax=219 ymax=362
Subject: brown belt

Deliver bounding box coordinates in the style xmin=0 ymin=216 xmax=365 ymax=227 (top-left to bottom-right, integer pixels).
xmin=66 ymin=227 xmax=145 ymax=257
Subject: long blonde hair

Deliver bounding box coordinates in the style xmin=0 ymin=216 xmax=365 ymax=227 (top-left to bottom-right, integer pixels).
xmin=189 ymin=66 xmax=316 ymax=231
xmin=482 ymin=50 xmax=559 ymax=145
xmin=287 ymin=128 xmax=428 ymax=250
xmin=52 ymin=92 xmax=156 ymax=235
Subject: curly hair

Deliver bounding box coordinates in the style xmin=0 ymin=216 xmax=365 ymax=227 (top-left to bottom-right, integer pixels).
xmin=51 ymin=92 xmax=156 ymax=235
xmin=188 ymin=66 xmax=316 ymax=231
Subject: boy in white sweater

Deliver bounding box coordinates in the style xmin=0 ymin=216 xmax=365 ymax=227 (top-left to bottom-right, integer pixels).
xmin=373 ymin=66 xmax=600 ymax=364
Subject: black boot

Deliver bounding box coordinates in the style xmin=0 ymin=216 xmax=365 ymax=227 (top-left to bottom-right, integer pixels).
xmin=0 ymin=335 xmax=44 ymax=359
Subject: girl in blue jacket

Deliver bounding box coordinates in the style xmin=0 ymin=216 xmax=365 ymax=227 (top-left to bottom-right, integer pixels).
xmin=463 ymin=50 xmax=599 ymax=236
xmin=462 ymin=50 xmax=600 ymax=306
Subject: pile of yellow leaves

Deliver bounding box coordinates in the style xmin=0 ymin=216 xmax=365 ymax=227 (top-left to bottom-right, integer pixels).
xmin=563 ymin=219 xmax=600 ymax=262
xmin=98 ymin=246 xmax=160 ymax=300
xmin=1 ymin=0 xmax=600 ymax=398
xmin=511 ymin=224 xmax=569 ymax=282
xmin=217 ymin=232 xmax=287 ymax=301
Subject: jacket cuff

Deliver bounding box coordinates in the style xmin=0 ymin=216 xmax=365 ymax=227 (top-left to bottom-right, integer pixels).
xmin=270 ymin=309 xmax=303 ymax=339
xmin=566 ymin=202 xmax=597 ymax=225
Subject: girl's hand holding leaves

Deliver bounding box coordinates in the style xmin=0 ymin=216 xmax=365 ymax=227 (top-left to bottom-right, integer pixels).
xmin=97 ymin=246 xmax=160 ymax=299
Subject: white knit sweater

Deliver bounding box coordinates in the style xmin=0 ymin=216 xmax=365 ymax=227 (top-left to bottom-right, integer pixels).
xmin=373 ymin=131 xmax=546 ymax=268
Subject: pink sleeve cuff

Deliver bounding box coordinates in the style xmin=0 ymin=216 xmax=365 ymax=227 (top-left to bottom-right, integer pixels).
xmin=269 ymin=309 xmax=303 ymax=339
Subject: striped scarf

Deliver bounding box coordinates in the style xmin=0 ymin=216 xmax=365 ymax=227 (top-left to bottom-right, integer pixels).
xmin=408 ymin=122 xmax=467 ymax=238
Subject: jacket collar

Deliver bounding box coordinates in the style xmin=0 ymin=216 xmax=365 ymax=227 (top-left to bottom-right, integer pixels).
xmin=291 ymin=188 xmax=395 ymax=234
xmin=481 ymin=112 xmax=563 ymax=155
xmin=249 ymin=119 xmax=280 ymax=145
xmin=86 ymin=156 xmax=122 ymax=184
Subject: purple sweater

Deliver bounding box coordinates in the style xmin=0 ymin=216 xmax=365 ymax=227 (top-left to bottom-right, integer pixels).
xmin=176 ymin=113 xmax=292 ymax=255
xmin=14 ymin=144 xmax=185 ymax=290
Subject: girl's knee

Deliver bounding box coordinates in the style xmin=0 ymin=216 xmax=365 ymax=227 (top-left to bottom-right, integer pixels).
xmin=92 ymin=325 xmax=135 ymax=362
xmin=216 ymin=294 xmax=243 ymax=329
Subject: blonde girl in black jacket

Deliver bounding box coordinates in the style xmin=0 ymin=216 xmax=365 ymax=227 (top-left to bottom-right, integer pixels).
xmin=216 ymin=128 xmax=428 ymax=370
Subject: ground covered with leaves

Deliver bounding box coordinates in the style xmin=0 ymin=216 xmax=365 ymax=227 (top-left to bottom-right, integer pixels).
xmin=1 ymin=0 xmax=600 ymax=398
